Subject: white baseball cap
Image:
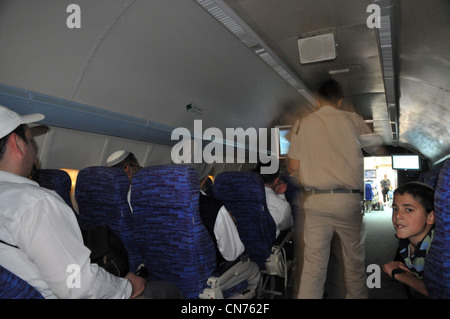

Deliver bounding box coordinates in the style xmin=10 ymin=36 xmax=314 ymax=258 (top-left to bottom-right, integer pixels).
xmin=0 ymin=105 xmax=45 ymax=139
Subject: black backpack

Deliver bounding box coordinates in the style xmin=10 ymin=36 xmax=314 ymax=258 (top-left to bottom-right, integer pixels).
xmin=81 ymin=225 xmax=129 ymax=278
xmin=1 ymin=225 xmax=130 ymax=278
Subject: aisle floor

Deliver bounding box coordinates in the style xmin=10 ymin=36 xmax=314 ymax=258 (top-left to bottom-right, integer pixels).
xmin=321 ymin=204 xmax=408 ymax=299
xmin=364 ymin=206 xmax=407 ymax=299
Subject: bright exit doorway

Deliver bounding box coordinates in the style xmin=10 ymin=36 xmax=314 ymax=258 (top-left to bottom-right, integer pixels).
xmin=364 ymin=156 xmax=397 ymax=208
xmin=363 ymin=156 xmax=405 ymax=298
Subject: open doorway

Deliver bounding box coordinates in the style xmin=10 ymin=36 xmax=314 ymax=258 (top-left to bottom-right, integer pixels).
xmin=364 ymin=156 xmax=397 ymax=211
xmin=363 ymin=157 xmax=406 ymax=298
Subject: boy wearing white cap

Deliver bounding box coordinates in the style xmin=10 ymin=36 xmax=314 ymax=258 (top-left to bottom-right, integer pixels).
xmin=0 ymin=105 xmax=156 ymax=298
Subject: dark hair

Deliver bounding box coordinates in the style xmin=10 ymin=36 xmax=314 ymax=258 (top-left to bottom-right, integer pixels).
xmin=394 ymin=182 xmax=435 ymax=214
xmin=112 ymin=152 xmax=140 ymax=170
xmin=318 ymin=79 xmax=344 ymax=105
xmin=0 ymin=124 xmax=28 ymax=160
xmin=253 ymin=162 xmax=280 ymax=184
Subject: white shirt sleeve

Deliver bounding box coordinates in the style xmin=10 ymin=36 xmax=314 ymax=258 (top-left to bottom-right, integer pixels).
xmin=274 ymin=193 xmax=294 ymax=231
xmin=287 ymin=119 xmax=302 ymax=160
xmin=12 ymin=196 xmax=132 ymax=299
xmin=265 ymin=187 xmax=293 ymax=238
xmin=213 ymin=206 xmax=245 ymax=261
xmin=355 ymin=114 xmax=383 ymax=154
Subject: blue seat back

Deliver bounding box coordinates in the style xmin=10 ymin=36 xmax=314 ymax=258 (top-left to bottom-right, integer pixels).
xmin=75 ymin=166 xmax=142 ymax=273
xmin=425 ymin=158 xmax=450 ymax=298
xmin=130 ymin=165 xmax=216 ymax=299
xmin=213 ymin=171 xmax=276 ymax=267
xmin=0 ymin=265 xmax=43 ymax=299
xmin=35 ymin=169 xmax=73 ymax=208
xmin=419 ymin=168 xmax=441 ymax=189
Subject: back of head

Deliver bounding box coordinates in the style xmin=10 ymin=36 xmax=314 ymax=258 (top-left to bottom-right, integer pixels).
xmin=394 ymin=182 xmax=435 ymax=214
xmin=106 ymin=150 xmax=139 ymax=169
xmin=106 ymin=150 xmax=141 ymax=182
xmin=0 ymin=105 xmax=44 ymax=160
xmin=254 ymin=162 xmax=279 ymax=185
xmin=318 ymin=79 xmax=344 ymax=106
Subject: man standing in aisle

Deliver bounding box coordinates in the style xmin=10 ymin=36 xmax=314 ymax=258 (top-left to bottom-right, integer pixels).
xmin=287 ymin=79 xmax=382 ymax=299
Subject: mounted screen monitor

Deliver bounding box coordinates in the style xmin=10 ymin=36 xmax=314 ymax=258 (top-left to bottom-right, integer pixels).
xmin=275 ymin=125 xmax=292 ymax=159
xmin=392 ymin=154 xmax=421 ymax=170
xmin=364 ymin=169 xmax=377 ymax=179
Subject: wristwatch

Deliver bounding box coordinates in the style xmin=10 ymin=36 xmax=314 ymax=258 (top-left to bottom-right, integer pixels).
xmin=391 ymin=268 xmax=405 ymax=281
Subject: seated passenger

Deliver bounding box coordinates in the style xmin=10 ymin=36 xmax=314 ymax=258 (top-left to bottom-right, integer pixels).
xmin=106 ymin=150 xmax=142 ymax=182
xmin=0 ymin=105 xmax=180 ymax=299
xmin=383 ymin=182 xmax=435 ymax=298
xmin=364 ymin=180 xmax=374 ymax=213
xmin=173 ymin=140 xmax=260 ymax=292
xmin=106 ymin=150 xmax=141 ymax=212
xmin=255 ymin=164 xmax=293 ymax=238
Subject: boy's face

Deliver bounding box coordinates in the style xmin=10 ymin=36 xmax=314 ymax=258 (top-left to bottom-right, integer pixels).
xmin=392 ymin=192 xmax=434 ymax=247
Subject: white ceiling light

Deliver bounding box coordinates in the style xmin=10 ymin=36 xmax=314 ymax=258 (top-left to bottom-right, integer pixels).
xmin=298 ymin=33 xmax=337 ymax=64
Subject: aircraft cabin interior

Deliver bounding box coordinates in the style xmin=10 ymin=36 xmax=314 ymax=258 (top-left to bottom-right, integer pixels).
xmin=0 ymin=0 xmax=448 ymax=301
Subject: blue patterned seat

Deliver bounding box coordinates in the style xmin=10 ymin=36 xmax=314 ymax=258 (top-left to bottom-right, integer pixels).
xmin=35 ymin=169 xmax=73 ymax=209
xmin=130 ymin=165 xmax=217 ymax=298
xmin=425 ymin=158 xmax=450 ymax=298
xmin=0 ymin=265 xmax=43 ymax=299
xmin=75 ymin=166 xmax=143 ymax=274
xmin=213 ymin=171 xmax=276 ymax=267
xmin=418 ymin=168 xmax=442 ymax=189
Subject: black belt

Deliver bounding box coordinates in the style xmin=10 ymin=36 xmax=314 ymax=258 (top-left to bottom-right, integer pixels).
xmin=307 ymin=189 xmax=362 ymax=195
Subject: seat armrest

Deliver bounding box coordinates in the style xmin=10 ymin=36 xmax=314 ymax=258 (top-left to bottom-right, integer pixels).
xmin=207 ymin=255 xmax=250 ymax=288
xmin=200 ymin=254 xmax=255 ymax=299
xmin=273 ymin=228 xmax=294 ymax=248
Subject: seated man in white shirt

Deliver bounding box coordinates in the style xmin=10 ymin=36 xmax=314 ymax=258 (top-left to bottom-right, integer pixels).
xmin=198 ymin=170 xmax=260 ymax=293
xmin=256 ymin=165 xmax=293 ymax=238
xmin=172 ymin=139 xmax=260 ymax=293
xmin=0 ymin=105 xmax=179 ymax=299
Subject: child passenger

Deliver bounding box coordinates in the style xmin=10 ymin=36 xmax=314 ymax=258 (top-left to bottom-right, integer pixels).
xmin=383 ymin=182 xmax=435 ymax=297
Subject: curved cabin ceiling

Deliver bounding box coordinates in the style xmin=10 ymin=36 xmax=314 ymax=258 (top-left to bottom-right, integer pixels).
xmin=0 ymin=0 xmax=448 ymax=165
xmin=0 ymin=0 xmax=309 ymax=136
xmin=222 ymin=0 xmax=450 ymax=165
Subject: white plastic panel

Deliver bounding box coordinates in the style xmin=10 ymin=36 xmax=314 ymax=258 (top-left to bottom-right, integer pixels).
xmin=34 ymin=126 xmax=172 ymax=171
xmin=143 ymin=144 xmax=174 ymax=167
xmin=38 ymin=127 xmax=108 ymax=170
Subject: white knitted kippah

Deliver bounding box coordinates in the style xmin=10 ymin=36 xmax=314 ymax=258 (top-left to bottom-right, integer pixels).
xmin=106 ymin=150 xmax=130 ymax=166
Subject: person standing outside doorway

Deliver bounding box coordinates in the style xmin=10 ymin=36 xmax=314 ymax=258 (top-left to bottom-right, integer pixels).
xmin=380 ymin=174 xmax=391 ymax=205
xmin=287 ymin=79 xmax=382 ymax=299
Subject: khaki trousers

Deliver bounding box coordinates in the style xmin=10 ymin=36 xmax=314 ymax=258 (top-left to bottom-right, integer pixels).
xmin=297 ymin=193 xmax=368 ymax=299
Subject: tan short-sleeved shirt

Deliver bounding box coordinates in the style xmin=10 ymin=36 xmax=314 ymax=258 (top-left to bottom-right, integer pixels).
xmin=288 ymin=106 xmax=381 ymax=191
